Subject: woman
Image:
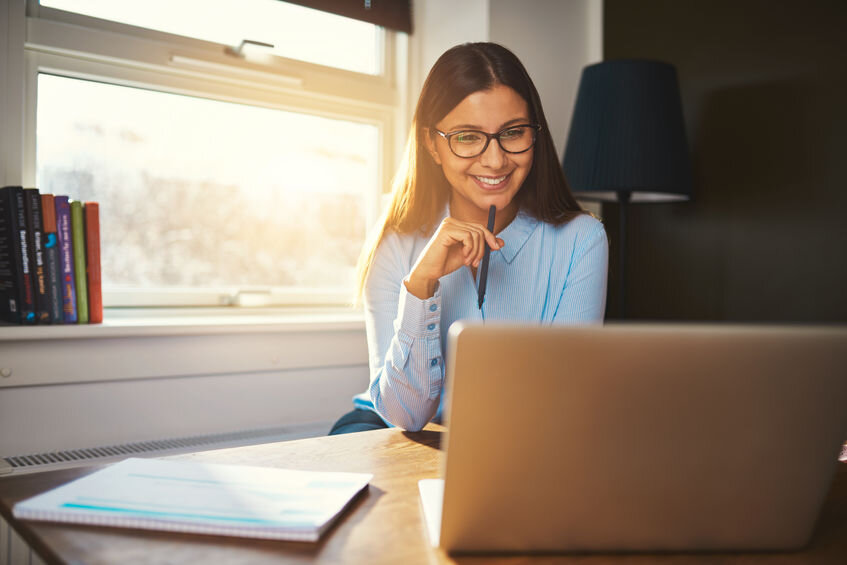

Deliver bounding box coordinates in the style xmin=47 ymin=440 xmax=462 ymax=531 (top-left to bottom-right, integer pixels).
xmin=330 ymin=42 xmax=608 ymax=434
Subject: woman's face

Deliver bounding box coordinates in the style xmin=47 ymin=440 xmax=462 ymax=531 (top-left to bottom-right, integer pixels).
xmin=427 ymin=84 xmax=533 ymax=223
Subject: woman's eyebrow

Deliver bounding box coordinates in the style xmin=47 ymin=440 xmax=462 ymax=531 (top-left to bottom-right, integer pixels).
xmin=443 ymin=117 xmax=531 ymax=132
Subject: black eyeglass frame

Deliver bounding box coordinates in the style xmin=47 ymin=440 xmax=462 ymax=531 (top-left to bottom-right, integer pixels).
xmin=432 ymin=123 xmax=542 ymax=159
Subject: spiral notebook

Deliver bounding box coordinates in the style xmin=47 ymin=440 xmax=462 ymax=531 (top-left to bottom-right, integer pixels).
xmin=13 ymin=457 xmax=372 ymax=542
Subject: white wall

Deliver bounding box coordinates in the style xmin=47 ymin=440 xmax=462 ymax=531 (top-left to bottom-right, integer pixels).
xmin=0 ymin=322 xmax=369 ymax=456
xmin=407 ymin=0 xmax=490 ymax=117
xmin=0 ymin=0 xmax=25 ymax=184
xmin=0 ymin=362 xmax=367 ymax=455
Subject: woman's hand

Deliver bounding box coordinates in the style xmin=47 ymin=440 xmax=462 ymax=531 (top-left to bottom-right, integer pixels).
xmin=404 ymin=217 xmax=504 ymax=299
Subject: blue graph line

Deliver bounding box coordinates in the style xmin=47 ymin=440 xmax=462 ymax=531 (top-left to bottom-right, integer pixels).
xmin=60 ymin=503 xmax=312 ymax=528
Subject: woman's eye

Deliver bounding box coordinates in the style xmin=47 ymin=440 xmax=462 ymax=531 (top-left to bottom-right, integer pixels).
xmin=501 ymin=127 xmax=524 ymax=139
xmin=455 ymin=132 xmax=482 ymax=144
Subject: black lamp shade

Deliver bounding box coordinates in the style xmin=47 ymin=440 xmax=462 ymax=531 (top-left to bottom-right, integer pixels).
xmin=563 ymin=60 xmax=692 ymax=202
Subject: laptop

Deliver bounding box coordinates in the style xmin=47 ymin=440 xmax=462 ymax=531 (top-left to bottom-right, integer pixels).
xmin=419 ymin=322 xmax=847 ymax=554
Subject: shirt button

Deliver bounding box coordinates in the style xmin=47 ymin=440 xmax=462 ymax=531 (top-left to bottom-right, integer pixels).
xmin=427 ymin=323 xmax=436 ymax=331
xmin=429 ymin=304 xmax=437 ymax=312
xmin=430 ymin=358 xmax=438 ymax=367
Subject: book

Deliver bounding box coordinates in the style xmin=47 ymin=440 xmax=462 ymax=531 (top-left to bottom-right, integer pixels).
xmin=23 ymin=188 xmax=50 ymax=323
xmin=55 ymin=196 xmax=77 ymax=323
xmin=12 ymin=457 xmax=372 ymax=542
xmin=40 ymin=194 xmax=64 ymax=323
xmin=0 ymin=186 xmax=33 ymax=324
xmin=84 ymin=202 xmax=102 ymax=324
xmin=70 ymin=200 xmax=88 ymax=324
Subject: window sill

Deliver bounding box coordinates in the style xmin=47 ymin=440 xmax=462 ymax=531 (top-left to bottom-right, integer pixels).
xmin=0 ymin=306 xmax=365 ymax=341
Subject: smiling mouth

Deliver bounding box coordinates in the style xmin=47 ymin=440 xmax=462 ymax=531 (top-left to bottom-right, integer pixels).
xmin=473 ymin=173 xmax=510 ymax=187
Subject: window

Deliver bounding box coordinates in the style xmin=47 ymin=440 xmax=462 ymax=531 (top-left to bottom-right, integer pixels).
xmin=20 ymin=0 xmax=404 ymax=307
xmin=39 ymin=0 xmax=383 ymax=75
xmin=37 ymin=74 xmax=378 ymax=300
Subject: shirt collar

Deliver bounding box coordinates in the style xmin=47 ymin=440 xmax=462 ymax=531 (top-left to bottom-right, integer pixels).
xmin=497 ymin=210 xmax=539 ymax=263
xmin=442 ymin=204 xmax=539 ymax=264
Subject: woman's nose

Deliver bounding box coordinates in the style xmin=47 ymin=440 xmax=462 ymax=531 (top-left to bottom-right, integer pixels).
xmin=478 ymin=137 xmax=506 ymax=169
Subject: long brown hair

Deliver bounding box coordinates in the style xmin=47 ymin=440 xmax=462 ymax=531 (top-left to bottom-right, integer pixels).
xmin=355 ymin=42 xmax=585 ymax=299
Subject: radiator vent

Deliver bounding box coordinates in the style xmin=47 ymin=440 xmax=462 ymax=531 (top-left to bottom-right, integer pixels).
xmin=0 ymin=423 xmax=328 ymax=476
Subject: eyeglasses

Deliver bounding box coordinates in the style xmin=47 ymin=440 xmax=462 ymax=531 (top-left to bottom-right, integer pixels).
xmin=433 ymin=124 xmax=541 ymax=158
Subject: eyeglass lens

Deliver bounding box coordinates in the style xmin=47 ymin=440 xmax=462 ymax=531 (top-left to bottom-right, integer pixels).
xmin=450 ymin=126 xmax=536 ymax=157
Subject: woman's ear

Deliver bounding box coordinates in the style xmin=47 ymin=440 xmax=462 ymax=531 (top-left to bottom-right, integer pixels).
xmin=422 ymin=128 xmax=442 ymax=165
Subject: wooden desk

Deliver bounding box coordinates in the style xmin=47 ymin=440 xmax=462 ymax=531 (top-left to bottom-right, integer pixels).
xmin=1 ymin=427 xmax=846 ymax=564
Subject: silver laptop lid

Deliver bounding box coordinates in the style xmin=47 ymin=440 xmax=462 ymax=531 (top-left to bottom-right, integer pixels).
xmin=440 ymin=323 xmax=847 ymax=553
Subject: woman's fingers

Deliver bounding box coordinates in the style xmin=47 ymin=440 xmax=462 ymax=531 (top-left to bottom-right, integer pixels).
xmin=461 ymin=230 xmax=476 ymax=264
xmin=454 ymin=224 xmax=480 ymax=267
xmin=409 ymin=216 xmax=502 ymax=295
xmin=473 ymin=225 xmax=503 ymax=267
xmin=453 ymin=221 xmax=503 ymax=264
xmin=486 ymin=232 xmax=502 ymax=250
xmin=470 ymin=229 xmax=483 ymax=265
xmin=427 ymin=217 xmax=505 ymax=274
xmin=443 ymin=220 xmax=476 ymax=263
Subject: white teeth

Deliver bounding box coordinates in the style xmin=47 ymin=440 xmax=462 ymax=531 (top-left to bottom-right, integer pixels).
xmin=475 ymin=175 xmax=507 ymax=185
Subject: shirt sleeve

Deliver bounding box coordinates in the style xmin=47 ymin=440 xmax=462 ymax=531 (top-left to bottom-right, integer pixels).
xmin=363 ymin=234 xmax=444 ymax=431
xmin=553 ymin=218 xmax=609 ymax=323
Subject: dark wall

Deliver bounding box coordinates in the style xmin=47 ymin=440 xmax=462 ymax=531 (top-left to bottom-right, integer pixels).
xmin=603 ymin=0 xmax=847 ymax=322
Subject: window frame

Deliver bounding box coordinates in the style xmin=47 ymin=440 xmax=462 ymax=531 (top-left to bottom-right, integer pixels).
xmin=15 ymin=0 xmax=407 ymax=309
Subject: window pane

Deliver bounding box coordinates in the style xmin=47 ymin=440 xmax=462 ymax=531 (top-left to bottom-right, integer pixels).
xmin=36 ymin=74 xmax=377 ymax=300
xmin=40 ymin=0 xmax=381 ymax=75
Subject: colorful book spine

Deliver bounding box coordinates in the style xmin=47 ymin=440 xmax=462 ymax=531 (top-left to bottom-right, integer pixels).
xmin=10 ymin=187 xmax=36 ymax=323
xmin=41 ymin=194 xmax=64 ymax=323
xmin=84 ymin=202 xmax=102 ymax=324
xmin=0 ymin=186 xmax=31 ymax=324
xmin=55 ymin=196 xmax=77 ymax=323
xmin=24 ymin=188 xmax=50 ymax=323
xmin=70 ymin=200 xmax=88 ymax=324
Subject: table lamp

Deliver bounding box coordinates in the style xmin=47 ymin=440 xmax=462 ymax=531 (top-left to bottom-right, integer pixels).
xmin=562 ymin=59 xmax=693 ymax=318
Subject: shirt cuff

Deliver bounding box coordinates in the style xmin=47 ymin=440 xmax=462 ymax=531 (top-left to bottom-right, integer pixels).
xmin=395 ymin=280 xmax=442 ymax=339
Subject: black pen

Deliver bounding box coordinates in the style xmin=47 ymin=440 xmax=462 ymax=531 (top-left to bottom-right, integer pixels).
xmin=477 ymin=205 xmax=496 ymax=310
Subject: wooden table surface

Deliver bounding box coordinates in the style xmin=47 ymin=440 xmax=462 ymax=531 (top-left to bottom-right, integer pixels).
xmin=1 ymin=426 xmax=846 ymax=565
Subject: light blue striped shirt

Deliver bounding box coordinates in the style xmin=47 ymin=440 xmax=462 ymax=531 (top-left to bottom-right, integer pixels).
xmin=353 ymin=208 xmax=609 ymax=431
